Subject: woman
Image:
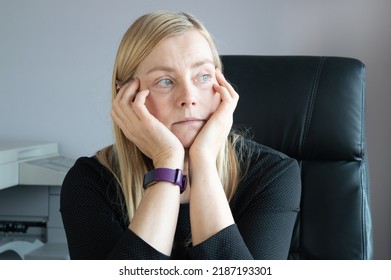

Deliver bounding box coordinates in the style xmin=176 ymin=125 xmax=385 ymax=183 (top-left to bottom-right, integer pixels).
xmin=60 ymin=11 xmax=301 ymax=260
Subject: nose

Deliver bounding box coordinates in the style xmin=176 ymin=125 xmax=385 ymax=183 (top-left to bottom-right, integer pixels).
xmin=177 ymin=82 xmax=198 ymax=107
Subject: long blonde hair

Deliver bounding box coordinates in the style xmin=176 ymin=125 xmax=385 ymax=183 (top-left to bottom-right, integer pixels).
xmin=97 ymin=11 xmax=242 ymax=221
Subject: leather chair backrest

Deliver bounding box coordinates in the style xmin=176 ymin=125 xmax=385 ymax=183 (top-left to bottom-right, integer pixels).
xmin=221 ymin=55 xmax=372 ymax=259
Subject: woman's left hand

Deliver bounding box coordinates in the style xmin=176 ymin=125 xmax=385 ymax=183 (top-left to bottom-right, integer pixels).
xmin=189 ymin=69 xmax=239 ymax=161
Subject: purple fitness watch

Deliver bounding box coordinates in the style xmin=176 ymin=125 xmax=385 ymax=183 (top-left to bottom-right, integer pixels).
xmin=143 ymin=168 xmax=187 ymax=193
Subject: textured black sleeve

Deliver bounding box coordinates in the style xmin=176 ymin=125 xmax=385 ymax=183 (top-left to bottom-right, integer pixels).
xmin=189 ymin=224 xmax=253 ymax=259
xmin=60 ymin=157 xmax=169 ymax=260
xmin=233 ymin=154 xmax=301 ymax=259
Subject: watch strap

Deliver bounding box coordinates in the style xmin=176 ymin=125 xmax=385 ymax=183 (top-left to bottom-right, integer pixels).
xmin=143 ymin=168 xmax=187 ymax=193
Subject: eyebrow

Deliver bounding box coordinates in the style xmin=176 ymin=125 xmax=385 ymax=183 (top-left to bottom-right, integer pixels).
xmin=146 ymin=59 xmax=215 ymax=74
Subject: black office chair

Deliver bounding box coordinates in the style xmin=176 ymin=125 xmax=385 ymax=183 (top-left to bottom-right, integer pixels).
xmin=221 ymin=55 xmax=372 ymax=259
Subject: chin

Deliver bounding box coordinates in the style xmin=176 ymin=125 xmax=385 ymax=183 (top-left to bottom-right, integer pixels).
xmin=177 ymin=134 xmax=197 ymax=149
xmin=180 ymin=139 xmax=195 ymax=149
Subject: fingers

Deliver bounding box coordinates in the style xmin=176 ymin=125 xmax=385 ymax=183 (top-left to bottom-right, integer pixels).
xmin=112 ymin=79 xmax=137 ymax=120
xmin=117 ymin=78 xmax=139 ymax=104
xmin=213 ymin=70 xmax=239 ymax=113
xmin=215 ymin=69 xmax=239 ymax=100
xmin=112 ymin=78 xmax=151 ymax=122
xmin=132 ymin=89 xmax=152 ymax=120
xmin=112 ymin=79 xmax=138 ymax=124
xmin=112 ymin=78 xmax=185 ymax=163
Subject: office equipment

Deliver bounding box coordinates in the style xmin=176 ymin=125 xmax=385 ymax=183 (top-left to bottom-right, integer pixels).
xmin=0 ymin=141 xmax=74 ymax=259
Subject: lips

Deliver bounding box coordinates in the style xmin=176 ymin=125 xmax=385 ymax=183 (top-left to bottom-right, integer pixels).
xmin=173 ymin=118 xmax=205 ymax=125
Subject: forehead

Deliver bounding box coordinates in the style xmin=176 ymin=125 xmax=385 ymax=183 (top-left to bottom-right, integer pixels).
xmin=137 ymin=30 xmax=215 ymax=74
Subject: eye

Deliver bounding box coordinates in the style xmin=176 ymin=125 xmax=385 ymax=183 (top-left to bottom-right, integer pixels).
xmin=156 ymin=78 xmax=174 ymax=88
xmin=197 ymin=74 xmax=212 ymax=84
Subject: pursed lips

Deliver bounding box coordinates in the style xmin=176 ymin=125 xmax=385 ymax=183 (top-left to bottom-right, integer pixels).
xmin=173 ymin=118 xmax=205 ymax=125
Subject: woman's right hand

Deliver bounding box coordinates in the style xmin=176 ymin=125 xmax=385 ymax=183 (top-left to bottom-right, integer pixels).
xmin=111 ymin=78 xmax=184 ymax=168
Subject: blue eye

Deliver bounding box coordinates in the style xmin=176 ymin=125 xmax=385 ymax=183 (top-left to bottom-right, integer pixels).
xmin=198 ymin=74 xmax=212 ymax=83
xmin=157 ymin=78 xmax=173 ymax=87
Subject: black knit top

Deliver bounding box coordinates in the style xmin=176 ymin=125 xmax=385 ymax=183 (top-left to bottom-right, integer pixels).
xmin=60 ymin=139 xmax=301 ymax=259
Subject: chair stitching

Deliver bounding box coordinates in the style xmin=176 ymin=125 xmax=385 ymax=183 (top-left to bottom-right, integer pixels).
xmin=300 ymin=57 xmax=326 ymax=157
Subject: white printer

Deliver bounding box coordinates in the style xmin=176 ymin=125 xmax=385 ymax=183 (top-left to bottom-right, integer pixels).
xmin=0 ymin=141 xmax=75 ymax=259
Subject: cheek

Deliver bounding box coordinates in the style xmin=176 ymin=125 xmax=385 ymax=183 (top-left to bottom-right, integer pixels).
xmin=198 ymin=82 xmax=220 ymax=111
xmin=211 ymin=93 xmax=221 ymax=110
xmin=139 ymin=79 xmax=160 ymax=115
xmin=145 ymin=94 xmax=172 ymax=127
xmin=144 ymin=96 xmax=160 ymax=119
xmin=205 ymin=90 xmax=221 ymax=113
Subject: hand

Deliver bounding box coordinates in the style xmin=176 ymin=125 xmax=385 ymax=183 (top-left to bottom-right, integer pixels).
xmin=111 ymin=78 xmax=184 ymax=167
xmin=189 ymin=69 xmax=239 ymax=161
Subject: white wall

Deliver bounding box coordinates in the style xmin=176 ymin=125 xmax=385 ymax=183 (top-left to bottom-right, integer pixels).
xmin=1 ymin=0 xmax=390 ymax=259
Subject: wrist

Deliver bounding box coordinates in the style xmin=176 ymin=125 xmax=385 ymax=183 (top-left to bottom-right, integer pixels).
xmin=153 ymin=155 xmax=184 ymax=170
xmin=143 ymin=168 xmax=187 ymax=194
xmin=154 ymin=160 xmax=184 ymax=170
xmin=189 ymin=150 xmax=215 ymax=166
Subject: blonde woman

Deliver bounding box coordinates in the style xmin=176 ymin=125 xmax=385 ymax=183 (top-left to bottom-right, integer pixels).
xmin=60 ymin=11 xmax=301 ymax=260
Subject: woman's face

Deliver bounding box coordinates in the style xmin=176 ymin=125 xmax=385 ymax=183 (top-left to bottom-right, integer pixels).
xmin=135 ymin=30 xmax=221 ymax=148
